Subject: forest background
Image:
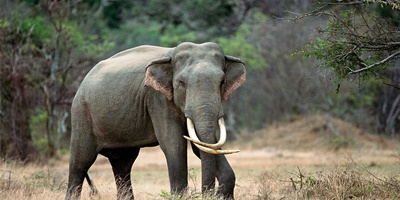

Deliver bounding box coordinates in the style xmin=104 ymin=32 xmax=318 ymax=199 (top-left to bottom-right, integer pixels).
xmin=0 ymin=0 xmax=399 ymax=162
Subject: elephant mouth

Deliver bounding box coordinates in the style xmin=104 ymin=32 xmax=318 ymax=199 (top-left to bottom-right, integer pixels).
xmin=183 ymin=117 xmax=240 ymax=154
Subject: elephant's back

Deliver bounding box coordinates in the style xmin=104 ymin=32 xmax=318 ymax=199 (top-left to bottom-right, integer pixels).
xmin=89 ymin=45 xmax=171 ymax=77
xmin=72 ymin=45 xmax=169 ymax=145
xmin=78 ymin=45 xmax=171 ymax=94
xmin=109 ymin=45 xmax=170 ymax=60
xmin=76 ymin=45 xmax=171 ymax=103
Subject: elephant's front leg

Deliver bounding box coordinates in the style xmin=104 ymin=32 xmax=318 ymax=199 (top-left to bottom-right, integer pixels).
xmin=216 ymin=155 xmax=236 ymax=200
xmin=156 ymin=129 xmax=188 ymax=196
xmin=148 ymin=98 xmax=189 ymax=196
xmin=200 ymin=152 xmax=217 ymax=194
xmin=164 ymin=148 xmax=188 ymax=195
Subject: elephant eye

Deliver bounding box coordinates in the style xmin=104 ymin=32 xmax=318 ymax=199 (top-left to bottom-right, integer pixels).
xmin=220 ymin=79 xmax=225 ymax=87
xmin=179 ymin=80 xmax=186 ymax=89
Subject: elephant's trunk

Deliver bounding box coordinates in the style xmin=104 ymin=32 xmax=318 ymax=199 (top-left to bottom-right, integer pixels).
xmin=184 ymin=100 xmax=239 ymax=194
xmin=186 ymin=112 xmax=219 ymax=193
xmin=182 ymin=72 xmax=240 ymax=154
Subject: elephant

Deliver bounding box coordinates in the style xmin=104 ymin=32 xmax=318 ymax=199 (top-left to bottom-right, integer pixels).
xmin=65 ymin=42 xmax=246 ymax=200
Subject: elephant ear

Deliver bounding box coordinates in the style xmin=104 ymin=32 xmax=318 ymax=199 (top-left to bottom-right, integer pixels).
xmin=144 ymin=57 xmax=173 ymax=100
xmin=223 ymin=56 xmax=246 ymax=101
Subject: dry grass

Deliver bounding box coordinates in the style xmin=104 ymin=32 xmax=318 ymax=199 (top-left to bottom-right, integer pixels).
xmin=236 ymin=161 xmax=400 ymax=200
xmin=1 ymin=115 xmax=400 ymax=199
xmin=0 ymin=161 xmax=66 ymax=200
xmin=2 ymin=158 xmax=399 ymax=200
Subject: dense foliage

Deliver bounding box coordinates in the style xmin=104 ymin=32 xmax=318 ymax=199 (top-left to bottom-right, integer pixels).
xmin=302 ymin=4 xmax=399 ymax=81
xmin=0 ymin=0 xmax=114 ymax=160
xmin=300 ymin=1 xmax=400 ymax=135
xmin=0 ymin=0 xmax=399 ymax=161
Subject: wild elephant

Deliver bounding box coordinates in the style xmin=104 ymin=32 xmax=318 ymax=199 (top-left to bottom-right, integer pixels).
xmin=65 ymin=42 xmax=246 ymax=200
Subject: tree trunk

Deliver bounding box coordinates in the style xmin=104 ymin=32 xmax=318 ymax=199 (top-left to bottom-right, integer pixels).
xmin=378 ymin=66 xmax=400 ymax=136
xmin=0 ymin=82 xmax=37 ymax=162
xmin=43 ymin=85 xmax=56 ymax=157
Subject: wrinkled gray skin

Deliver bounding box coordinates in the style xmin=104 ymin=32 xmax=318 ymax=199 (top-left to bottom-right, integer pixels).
xmin=65 ymin=42 xmax=246 ymax=200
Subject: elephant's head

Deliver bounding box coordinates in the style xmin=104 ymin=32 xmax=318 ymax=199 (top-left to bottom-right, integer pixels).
xmin=144 ymin=42 xmax=246 ymax=154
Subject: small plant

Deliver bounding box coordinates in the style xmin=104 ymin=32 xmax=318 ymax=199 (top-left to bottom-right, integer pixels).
xmin=254 ymin=172 xmax=274 ymax=200
xmin=158 ymin=190 xmax=181 ymax=199
xmin=0 ymin=170 xmax=14 ymax=191
xmin=155 ymin=168 xmax=220 ymax=200
xmin=285 ymin=167 xmax=320 ymax=191
xmin=24 ymin=169 xmax=66 ymax=192
xmin=158 ymin=190 xmax=216 ymax=200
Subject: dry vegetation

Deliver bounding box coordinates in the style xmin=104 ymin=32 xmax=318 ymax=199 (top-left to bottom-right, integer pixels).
xmin=1 ymin=115 xmax=400 ymax=199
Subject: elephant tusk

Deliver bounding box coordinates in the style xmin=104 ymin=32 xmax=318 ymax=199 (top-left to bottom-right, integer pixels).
xmin=184 ymin=117 xmax=240 ymax=155
xmin=191 ymin=142 xmax=240 ymax=155
xmin=186 ymin=117 xmax=226 ymax=149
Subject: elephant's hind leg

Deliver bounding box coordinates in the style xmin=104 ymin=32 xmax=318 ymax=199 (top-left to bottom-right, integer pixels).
xmin=66 ymin=122 xmax=98 ymax=199
xmin=101 ymin=147 xmax=140 ymax=200
xmin=66 ymin=151 xmax=98 ymax=199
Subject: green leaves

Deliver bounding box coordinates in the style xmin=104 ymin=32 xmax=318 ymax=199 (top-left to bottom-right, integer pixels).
xmin=160 ymin=25 xmax=197 ymax=47
xmin=216 ymin=18 xmax=268 ymax=70
xmin=300 ymin=8 xmax=399 ymax=81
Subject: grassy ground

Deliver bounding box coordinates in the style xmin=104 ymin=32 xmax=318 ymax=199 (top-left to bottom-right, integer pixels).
xmin=1 ymin=115 xmax=400 ymax=199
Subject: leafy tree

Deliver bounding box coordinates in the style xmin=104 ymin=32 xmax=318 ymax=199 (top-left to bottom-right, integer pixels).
xmin=0 ymin=0 xmax=113 ymax=160
xmin=70 ymin=0 xmax=132 ymax=28
xmin=299 ymin=0 xmax=400 ymax=135
xmin=160 ymin=24 xmax=197 ymax=47
xmin=0 ymin=13 xmax=40 ymax=161
xmin=130 ymin=0 xmax=250 ymax=38
xmin=216 ymin=13 xmax=268 ymax=70
xmin=299 ymin=0 xmax=399 ymax=82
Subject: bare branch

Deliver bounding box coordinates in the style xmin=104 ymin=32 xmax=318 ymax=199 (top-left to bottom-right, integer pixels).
xmin=281 ymin=0 xmax=400 ymax=22
xmin=348 ymin=51 xmax=400 ymax=74
xmin=330 ymin=0 xmax=400 ymax=11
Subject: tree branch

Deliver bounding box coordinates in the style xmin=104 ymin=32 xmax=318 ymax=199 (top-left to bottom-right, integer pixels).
xmin=281 ymin=0 xmax=400 ymax=22
xmin=329 ymin=0 xmax=400 ymax=11
xmin=348 ymin=51 xmax=400 ymax=74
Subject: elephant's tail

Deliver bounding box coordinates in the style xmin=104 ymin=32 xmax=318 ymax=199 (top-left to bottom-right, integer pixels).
xmin=85 ymin=173 xmax=99 ymax=196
